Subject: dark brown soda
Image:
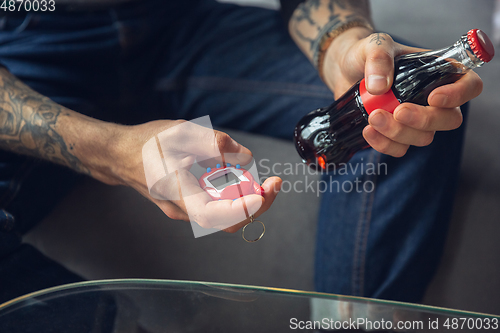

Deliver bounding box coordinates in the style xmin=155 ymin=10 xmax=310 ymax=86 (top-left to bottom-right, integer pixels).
xmin=392 ymin=54 xmax=465 ymax=105
xmin=294 ymin=54 xmax=465 ymax=171
xmin=294 ymin=82 xmax=369 ymax=171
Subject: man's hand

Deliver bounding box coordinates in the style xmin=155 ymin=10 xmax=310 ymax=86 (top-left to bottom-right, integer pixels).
xmin=288 ymin=0 xmax=483 ymax=158
xmin=322 ymin=28 xmax=483 ymax=157
xmin=103 ymin=120 xmax=282 ymax=233
xmin=0 ymin=68 xmax=281 ymax=233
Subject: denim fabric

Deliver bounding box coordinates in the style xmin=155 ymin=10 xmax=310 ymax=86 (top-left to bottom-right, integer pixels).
xmin=315 ymin=109 xmax=467 ymax=302
xmin=0 ymin=0 xmax=465 ymax=305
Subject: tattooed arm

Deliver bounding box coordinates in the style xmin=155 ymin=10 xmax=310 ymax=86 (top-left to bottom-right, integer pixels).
xmin=286 ymin=0 xmax=480 ymax=157
xmin=288 ymin=0 xmax=372 ymax=69
xmin=0 ymin=67 xmax=282 ymax=231
xmin=0 ymin=67 xmax=126 ymax=184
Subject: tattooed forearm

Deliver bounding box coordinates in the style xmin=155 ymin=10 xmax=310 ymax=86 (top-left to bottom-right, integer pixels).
xmin=0 ymin=68 xmax=90 ymax=174
xmin=289 ymin=0 xmax=372 ymax=64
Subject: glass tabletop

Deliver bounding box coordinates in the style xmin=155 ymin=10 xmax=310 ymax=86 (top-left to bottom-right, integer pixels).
xmin=0 ymin=279 xmax=498 ymax=332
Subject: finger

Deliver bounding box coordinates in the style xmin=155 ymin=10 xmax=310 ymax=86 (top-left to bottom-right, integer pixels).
xmin=363 ymin=33 xmax=396 ymax=94
xmin=175 ymin=166 xmax=264 ymax=229
xmin=205 ymin=195 xmax=264 ymax=229
xmin=181 ymin=188 xmax=264 ymax=230
xmin=363 ymin=124 xmax=410 ymax=157
xmin=223 ymin=176 xmax=282 ymax=233
xmin=193 ymin=131 xmax=253 ymax=167
xmin=393 ymin=103 xmax=463 ymax=131
xmin=149 ymin=172 xmax=188 ymax=201
xmin=368 ymin=109 xmax=435 ymax=147
xmin=214 ymin=131 xmax=254 ymax=165
xmin=155 ymin=161 xmax=267 ymax=230
xmin=156 ymin=200 xmax=190 ymax=222
xmin=428 ymin=71 xmax=483 ymax=108
xmin=139 ymin=180 xmax=191 ymax=221
xmin=158 ymin=121 xmax=252 ymax=165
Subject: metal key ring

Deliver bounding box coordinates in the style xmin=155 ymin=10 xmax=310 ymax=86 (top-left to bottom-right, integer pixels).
xmin=242 ymin=215 xmax=265 ymax=243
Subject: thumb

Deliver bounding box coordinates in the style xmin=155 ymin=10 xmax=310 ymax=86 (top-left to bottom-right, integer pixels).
xmin=159 ymin=121 xmax=252 ymax=165
xmin=213 ymin=130 xmax=253 ymax=166
xmin=363 ymin=33 xmax=396 ymax=95
xmin=195 ymin=130 xmax=253 ymax=168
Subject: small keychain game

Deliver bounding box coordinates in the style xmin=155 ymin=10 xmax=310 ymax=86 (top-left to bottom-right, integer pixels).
xmin=198 ymin=162 xmax=265 ymax=242
xmin=198 ymin=163 xmax=263 ymax=201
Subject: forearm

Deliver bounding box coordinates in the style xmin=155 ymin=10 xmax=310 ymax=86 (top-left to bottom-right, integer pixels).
xmin=288 ymin=0 xmax=373 ymax=66
xmin=0 ymin=67 xmax=123 ymax=184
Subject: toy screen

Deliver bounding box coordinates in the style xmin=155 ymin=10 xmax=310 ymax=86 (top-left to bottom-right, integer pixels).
xmin=209 ymin=172 xmax=240 ymax=191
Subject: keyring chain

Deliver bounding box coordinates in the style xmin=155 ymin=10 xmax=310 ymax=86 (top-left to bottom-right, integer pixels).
xmin=242 ymin=215 xmax=265 ymax=243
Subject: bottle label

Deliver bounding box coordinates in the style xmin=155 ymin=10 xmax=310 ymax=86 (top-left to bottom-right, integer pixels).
xmin=359 ymin=78 xmax=401 ymax=114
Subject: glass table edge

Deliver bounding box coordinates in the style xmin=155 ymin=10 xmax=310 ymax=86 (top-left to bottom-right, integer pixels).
xmin=0 ymin=278 xmax=498 ymax=319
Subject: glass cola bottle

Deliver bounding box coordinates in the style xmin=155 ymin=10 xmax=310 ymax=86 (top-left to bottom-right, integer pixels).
xmin=294 ymin=29 xmax=495 ymax=171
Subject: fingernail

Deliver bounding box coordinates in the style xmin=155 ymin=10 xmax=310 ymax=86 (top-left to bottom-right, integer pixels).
xmin=369 ymin=112 xmax=386 ymax=128
xmin=367 ymin=75 xmax=389 ymax=92
xmin=432 ymin=94 xmax=448 ymax=107
xmin=395 ymin=107 xmax=413 ymax=124
xmin=363 ymin=126 xmax=374 ymax=140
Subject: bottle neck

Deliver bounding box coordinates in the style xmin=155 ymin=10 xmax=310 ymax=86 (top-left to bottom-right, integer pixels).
xmin=413 ymin=34 xmax=485 ymax=72
xmin=455 ymin=34 xmax=485 ymax=68
xmin=359 ymin=33 xmax=486 ymax=114
xmin=389 ymin=34 xmax=485 ymax=106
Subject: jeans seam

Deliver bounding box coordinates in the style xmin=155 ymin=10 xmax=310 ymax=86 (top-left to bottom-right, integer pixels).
xmin=351 ymin=150 xmax=381 ymax=296
xmin=13 ymin=13 xmax=33 ymax=33
xmin=155 ymin=77 xmax=334 ymax=99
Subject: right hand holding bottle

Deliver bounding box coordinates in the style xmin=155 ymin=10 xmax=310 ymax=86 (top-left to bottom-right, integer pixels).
xmin=322 ymin=27 xmax=483 ymax=157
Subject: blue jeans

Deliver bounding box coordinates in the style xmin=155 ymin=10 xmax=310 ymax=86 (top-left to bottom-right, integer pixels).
xmin=0 ymin=0 xmax=466 ymax=304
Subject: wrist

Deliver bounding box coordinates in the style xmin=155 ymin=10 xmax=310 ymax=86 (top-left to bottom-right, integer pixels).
xmin=58 ymin=112 xmax=128 ymax=185
xmin=322 ymin=26 xmax=373 ymax=91
xmin=316 ymin=22 xmax=373 ymax=72
xmin=326 ymin=27 xmax=373 ymax=65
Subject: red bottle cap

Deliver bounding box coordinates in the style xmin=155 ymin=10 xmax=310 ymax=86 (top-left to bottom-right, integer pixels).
xmin=467 ymin=29 xmax=495 ymax=63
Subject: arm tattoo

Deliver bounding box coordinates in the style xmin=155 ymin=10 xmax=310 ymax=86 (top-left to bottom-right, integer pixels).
xmin=293 ymin=0 xmax=320 ymax=26
xmin=290 ymin=0 xmax=372 ymax=63
xmin=0 ymin=68 xmax=90 ymax=174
